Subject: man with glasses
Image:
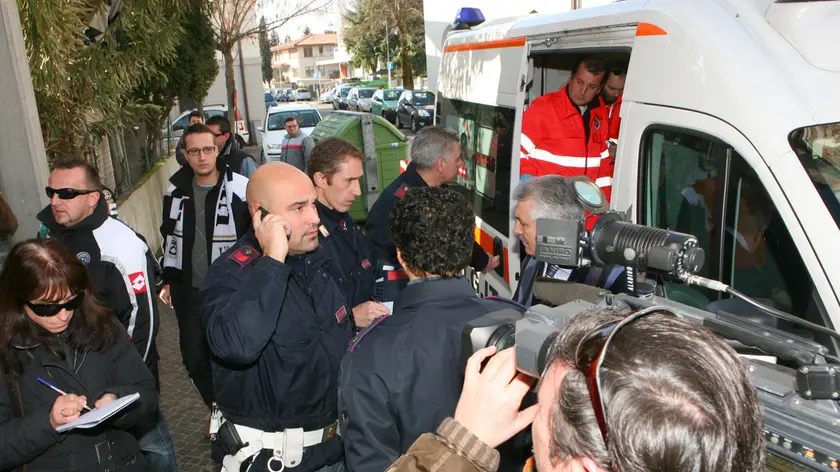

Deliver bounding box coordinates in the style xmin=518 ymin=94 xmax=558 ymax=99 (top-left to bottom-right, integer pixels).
xmin=159 ymin=123 xmax=250 ymax=419
xmin=206 ymin=115 xmax=258 ymax=177
xmin=36 ymin=159 xmax=178 ymax=471
xmin=384 ymin=308 xmax=765 ymax=472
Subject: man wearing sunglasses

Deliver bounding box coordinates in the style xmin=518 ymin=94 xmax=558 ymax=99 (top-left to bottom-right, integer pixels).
xmin=385 ymin=308 xmax=765 ymax=472
xmin=206 ymin=115 xmax=258 ymax=178
xmin=36 ymin=160 xmax=177 ymax=471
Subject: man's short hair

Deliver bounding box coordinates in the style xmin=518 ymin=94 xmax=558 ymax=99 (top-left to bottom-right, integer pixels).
xmin=574 ymin=57 xmax=608 ymax=85
xmin=608 ymin=60 xmax=628 ymax=78
xmin=188 ymin=110 xmax=203 ymax=120
xmin=545 ymin=309 xmax=764 ymax=472
xmin=513 ymin=175 xmax=585 ymax=221
xmin=389 ymin=187 xmax=474 ymax=276
xmin=410 ymin=127 xmax=460 ymax=170
xmin=183 ymin=123 xmax=216 ymax=146
xmin=284 ymin=116 xmax=299 ymax=125
xmin=206 ymin=115 xmax=231 ymax=135
xmin=307 ymin=137 xmax=363 ymax=183
xmin=52 ymin=159 xmax=102 ymax=190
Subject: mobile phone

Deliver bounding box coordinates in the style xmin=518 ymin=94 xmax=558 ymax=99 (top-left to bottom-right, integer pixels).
xmin=258 ymin=206 xmax=269 ymax=219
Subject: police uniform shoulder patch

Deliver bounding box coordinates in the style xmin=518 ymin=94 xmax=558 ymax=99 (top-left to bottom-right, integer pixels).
xmin=394 ymin=183 xmax=410 ymax=199
xmin=228 ymin=245 xmax=261 ymax=268
xmin=348 ymin=314 xmax=390 ymax=352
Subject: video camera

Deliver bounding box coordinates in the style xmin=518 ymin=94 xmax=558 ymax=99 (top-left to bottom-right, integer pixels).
xmin=461 ymin=177 xmax=840 ymax=471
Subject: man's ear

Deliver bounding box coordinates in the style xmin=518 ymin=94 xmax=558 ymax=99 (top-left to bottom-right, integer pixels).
xmin=396 ymin=249 xmax=405 ymax=268
xmin=578 ymin=457 xmax=607 ymax=472
xmin=435 ymin=156 xmax=446 ymax=172
xmin=313 ymin=172 xmax=328 ymax=189
xmin=89 ymin=190 xmax=101 ymax=208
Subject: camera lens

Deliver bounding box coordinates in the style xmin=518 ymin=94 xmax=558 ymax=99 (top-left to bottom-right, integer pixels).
xmin=486 ymin=324 xmax=516 ymax=351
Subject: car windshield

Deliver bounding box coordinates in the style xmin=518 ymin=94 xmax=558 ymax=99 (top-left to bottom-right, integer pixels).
xmin=340 ymin=88 xmax=352 ymax=97
xmin=413 ymin=92 xmax=435 ymax=106
xmin=298 ymin=89 xmax=308 ymax=93
xmin=267 ymin=110 xmax=322 ymax=131
xmin=789 ymin=122 xmax=840 ymax=229
xmin=264 ymin=93 xmax=275 ymax=102
xmin=384 ymin=90 xmax=402 ymax=100
xmin=359 ymin=89 xmax=375 ymax=99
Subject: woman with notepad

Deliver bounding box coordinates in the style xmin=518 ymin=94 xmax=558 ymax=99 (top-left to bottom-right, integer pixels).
xmin=0 ymin=239 xmax=158 ymax=471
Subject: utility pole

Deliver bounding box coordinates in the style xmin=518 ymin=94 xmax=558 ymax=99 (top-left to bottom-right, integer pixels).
xmin=571 ymin=0 xmax=582 ymax=10
xmin=385 ymin=21 xmax=391 ymax=88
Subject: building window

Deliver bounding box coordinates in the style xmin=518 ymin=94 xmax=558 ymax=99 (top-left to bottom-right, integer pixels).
xmin=305 ymin=66 xmax=314 ymax=78
xmin=304 ymin=47 xmax=313 ymax=58
xmin=329 ymin=70 xmax=340 ymax=79
xmin=319 ymin=46 xmax=324 ymax=54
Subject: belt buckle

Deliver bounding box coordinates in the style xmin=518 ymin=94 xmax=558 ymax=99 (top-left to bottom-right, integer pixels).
xmin=322 ymin=423 xmax=338 ymax=441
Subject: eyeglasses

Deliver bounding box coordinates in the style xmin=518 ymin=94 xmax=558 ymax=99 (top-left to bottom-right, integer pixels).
xmin=574 ymin=306 xmax=677 ymax=447
xmin=45 ymin=187 xmax=98 ymax=200
xmin=185 ymin=146 xmax=217 ymax=157
xmin=212 ymin=132 xmax=224 ymax=137
xmin=25 ymin=293 xmax=84 ymax=317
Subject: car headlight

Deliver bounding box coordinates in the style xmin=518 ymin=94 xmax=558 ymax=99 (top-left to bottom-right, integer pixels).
xmin=418 ymin=110 xmax=430 ymax=117
xmin=266 ymin=143 xmax=282 ymax=150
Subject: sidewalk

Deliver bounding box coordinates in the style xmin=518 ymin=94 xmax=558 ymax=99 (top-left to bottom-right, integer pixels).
xmin=157 ymin=301 xmax=218 ymax=471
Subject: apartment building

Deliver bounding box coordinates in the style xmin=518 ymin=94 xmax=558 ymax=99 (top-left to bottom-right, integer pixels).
xmin=271 ymin=33 xmax=350 ymax=86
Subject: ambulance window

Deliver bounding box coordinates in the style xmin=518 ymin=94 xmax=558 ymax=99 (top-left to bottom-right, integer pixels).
xmin=642 ymin=128 xmax=829 ymax=339
xmin=437 ymin=95 xmax=516 ymax=236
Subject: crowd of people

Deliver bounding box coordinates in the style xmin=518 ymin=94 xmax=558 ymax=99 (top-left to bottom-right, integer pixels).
xmin=0 ymin=60 xmax=767 ymax=472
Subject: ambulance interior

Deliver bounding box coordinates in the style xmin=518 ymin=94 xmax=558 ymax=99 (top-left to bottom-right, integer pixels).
xmin=521 ymin=49 xmax=838 ymax=355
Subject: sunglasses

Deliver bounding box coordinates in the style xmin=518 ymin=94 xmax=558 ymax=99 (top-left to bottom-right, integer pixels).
xmin=45 ymin=187 xmax=97 ymax=200
xmin=185 ymin=146 xmax=217 ymax=157
xmin=25 ymin=293 xmax=84 ymax=317
xmin=574 ymin=306 xmax=677 ymax=447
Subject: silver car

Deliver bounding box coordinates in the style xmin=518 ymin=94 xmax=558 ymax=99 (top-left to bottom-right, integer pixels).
xmin=347 ymin=87 xmax=378 ymax=112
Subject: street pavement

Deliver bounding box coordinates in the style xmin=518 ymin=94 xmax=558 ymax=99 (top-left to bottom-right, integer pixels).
xmin=158 ymin=301 xmax=218 ymax=471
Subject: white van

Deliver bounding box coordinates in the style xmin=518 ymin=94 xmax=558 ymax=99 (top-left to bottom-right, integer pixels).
xmin=435 ymin=0 xmax=840 ymax=336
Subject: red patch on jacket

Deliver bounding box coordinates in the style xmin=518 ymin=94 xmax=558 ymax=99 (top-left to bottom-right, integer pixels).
xmin=394 ymin=183 xmax=409 ymax=198
xmin=335 ymin=305 xmax=348 ymax=323
xmin=129 ymin=272 xmax=147 ymax=294
xmin=229 ymin=245 xmax=260 ymax=268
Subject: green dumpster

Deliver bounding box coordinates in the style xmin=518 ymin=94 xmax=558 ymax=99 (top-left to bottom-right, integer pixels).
xmin=310 ymin=111 xmax=409 ymax=222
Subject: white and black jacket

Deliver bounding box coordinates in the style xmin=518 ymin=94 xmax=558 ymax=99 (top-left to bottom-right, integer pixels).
xmin=37 ymin=201 xmax=160 ymax=368
xmin=160 ymin=160 xmax=250 ymax=287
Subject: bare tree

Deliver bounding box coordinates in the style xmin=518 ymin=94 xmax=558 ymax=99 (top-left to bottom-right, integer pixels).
xmin=209 ymin=0 xmax=334 ymax=127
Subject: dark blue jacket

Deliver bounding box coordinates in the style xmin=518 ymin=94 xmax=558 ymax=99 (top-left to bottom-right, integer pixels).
xmin=338 ymin=278 xmax=520 ymax=472
xmin=316 ymin=201 xmax=376 ymax=311
xmin=201 ymin=230 xmax=352 ymax=471
xmin=365 ymin=163 xmax=490 ymax=270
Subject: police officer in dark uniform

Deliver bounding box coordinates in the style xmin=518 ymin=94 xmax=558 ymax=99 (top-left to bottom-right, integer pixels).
xmin=339 ymin=187 xmax=523 ymax=472
xmin=365 ymin=127 xmax=499 ymax=272
xmin=307 ymin=138 xmax=388 ymax=328
xmin=201 ymin=162 xmax=352 ymax=472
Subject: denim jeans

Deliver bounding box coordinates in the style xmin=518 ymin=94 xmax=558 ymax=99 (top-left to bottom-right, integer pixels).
xmin=134 ymin=410 xmax=178 ymax=472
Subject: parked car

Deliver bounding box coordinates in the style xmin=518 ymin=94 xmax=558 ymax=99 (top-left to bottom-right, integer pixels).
xmin=164 ymin=105 xmax=250 ymax=148
xmin=347 ymin=87 xmax=377 ymax=112
xmin=264 ymin=91 xmax=279 ymax=110
xmin=258 ymin=104 xmax=323 ymax=162
xmin=296 ymin=88 xmax=312 ymax=101
xmin=332 ymin=85 xmax=354 ymax=110
xmin=371 ymin=88 xmax=404 ymax=124
xmin=320 ymin=88 xmax=335 ymax=103
xmin=396 ymin=90 xmax=436 ymax=133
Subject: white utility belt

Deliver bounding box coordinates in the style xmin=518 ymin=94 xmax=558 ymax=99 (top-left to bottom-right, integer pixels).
xmin=219 ymin=419 xmax=339 ymax=472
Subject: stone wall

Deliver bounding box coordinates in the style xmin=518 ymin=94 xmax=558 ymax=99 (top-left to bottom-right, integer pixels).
xmin=117 ymin=156 xmax=180 ymax=256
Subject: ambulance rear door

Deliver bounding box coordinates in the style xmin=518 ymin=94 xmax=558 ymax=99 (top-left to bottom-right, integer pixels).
xmin=437 ymin=27 xmax=531 ymax=297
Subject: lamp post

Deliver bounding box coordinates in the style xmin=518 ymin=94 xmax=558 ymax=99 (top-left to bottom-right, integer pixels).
xmin=385 ymin=21 xmax=391 ymax=88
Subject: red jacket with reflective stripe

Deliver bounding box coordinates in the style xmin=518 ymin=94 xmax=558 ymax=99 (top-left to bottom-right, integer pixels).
xmin=606 ymin=94 xmax=622 ymax=141
xmin=520 ymin=86 xmax=613 ymax=200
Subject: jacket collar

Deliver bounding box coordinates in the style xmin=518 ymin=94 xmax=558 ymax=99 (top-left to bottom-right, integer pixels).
xmin=315 ymin=200 xmax=350 ymax=231
xmin=403 ymin=162 xmax=430 ymax=188
xmin=169 ymin=158 xmax=231 ymax=193
xmin=37 ymin=199 xmax=109 ymax=235
xmin=220 ymin=138 xmax=234 ymax=157
xmin=394 ymin=277 xmax=476 ymax=312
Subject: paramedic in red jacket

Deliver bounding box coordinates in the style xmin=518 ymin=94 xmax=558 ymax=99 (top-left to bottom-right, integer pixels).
xmin=520 ymin=58 xmax=613 ymax=201
xmin=602 ymin=61 xmax=627 ymax=159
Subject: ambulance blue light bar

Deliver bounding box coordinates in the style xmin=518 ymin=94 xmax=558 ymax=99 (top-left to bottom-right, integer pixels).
xmin=454 ymin=8 xmax=485 ymax=27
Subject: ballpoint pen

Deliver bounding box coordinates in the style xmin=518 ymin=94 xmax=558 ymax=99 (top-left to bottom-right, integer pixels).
xmin=37 ymin=377 xmax=93 ymax=411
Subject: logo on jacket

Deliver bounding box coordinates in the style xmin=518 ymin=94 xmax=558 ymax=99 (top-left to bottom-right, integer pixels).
xmin=395 ymin=183 xmax=409 ymax=198
xmin=361 ymin=259 xmax=372 ymax=269
xmin=593 ymin=117 xmax=601 ymax=130
xmin=129 ymin=272 xmax=147 ymax=294
xmin=76 ymin=252 xmax=91 ymax=265
xmin=335 ymin=305 xmax=348 ymax=324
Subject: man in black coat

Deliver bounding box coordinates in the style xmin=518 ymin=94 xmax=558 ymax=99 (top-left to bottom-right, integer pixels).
xmin=206 ymin=115 xmax=258 ymax=178
xmin=365 ymin=126 xmax=499 ymax=272
xmin=202 ymin=162 xmax=356 ymax=472
xmin=339 ymin=187 xmax=522 ymax=472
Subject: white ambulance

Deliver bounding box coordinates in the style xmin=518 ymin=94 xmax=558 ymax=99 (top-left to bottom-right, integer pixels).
xmin=435 ymin=0 xmax=840 ymax=339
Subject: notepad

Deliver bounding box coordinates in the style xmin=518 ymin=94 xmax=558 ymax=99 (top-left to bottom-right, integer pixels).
xmin=56 ymin=393 xmax=140 ymax=433
xmin=383 ymin=301 xmax=394 ymax=313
